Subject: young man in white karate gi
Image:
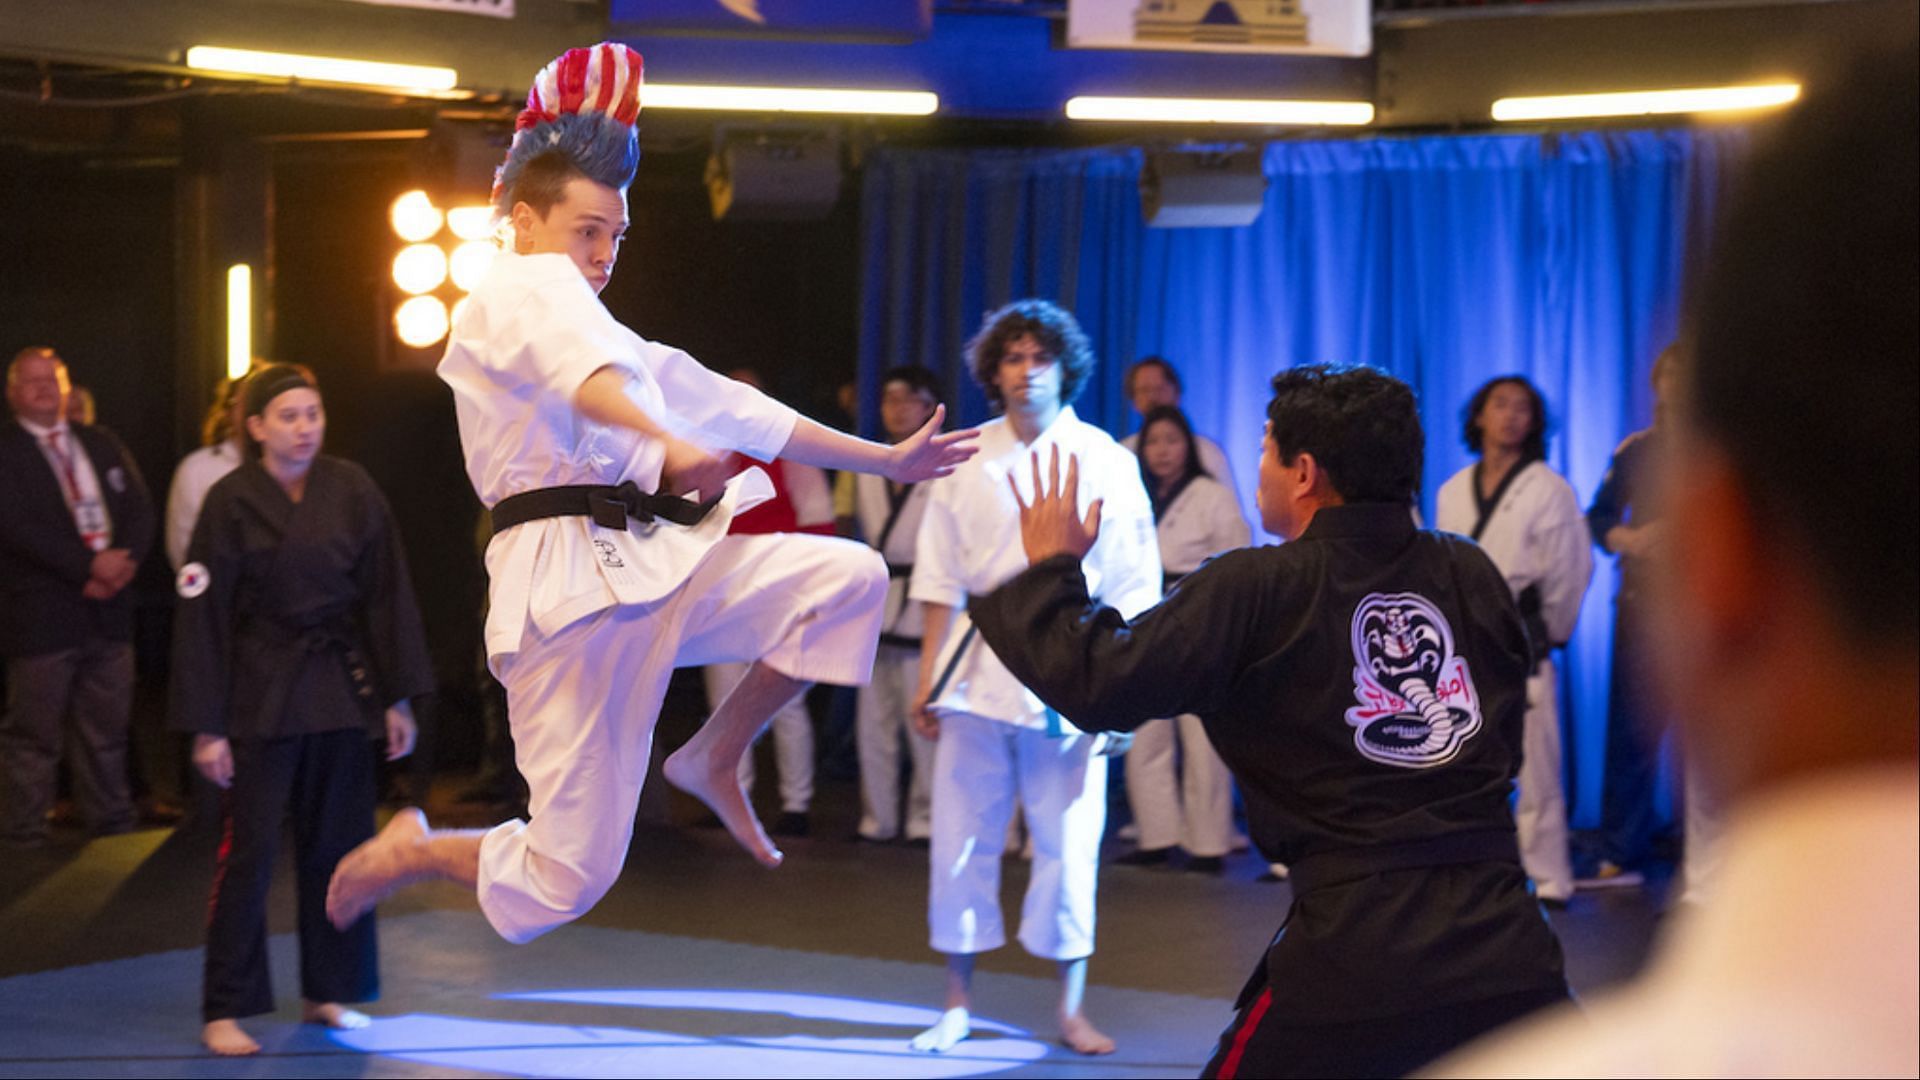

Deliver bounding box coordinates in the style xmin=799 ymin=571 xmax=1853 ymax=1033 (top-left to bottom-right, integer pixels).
xmin=325 ymin=42 xmax=976 ymax=943
xmin=1435 ymin=376 xmax=1592 ymax=904
xmin=908 ymin=300 xmax=1162 ymax=1056
xmin=851 ymin=365 xmax=942 ymax=844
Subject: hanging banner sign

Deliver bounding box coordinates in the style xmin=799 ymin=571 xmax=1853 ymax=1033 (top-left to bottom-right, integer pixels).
xmin=1068 ymin=0 xmax=1370 ymax=58
xmin=609 ymin=0 xmax=932 ymax=41
xmin=336 ymin=0 xmax=515 ymax=18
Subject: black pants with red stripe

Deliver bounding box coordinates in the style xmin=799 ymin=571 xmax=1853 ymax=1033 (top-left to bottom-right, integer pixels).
xmin=1200 ymin=983 xmax=1570 ymax=1079
xmin=203 ymin=728 xmax=378 ymax=1022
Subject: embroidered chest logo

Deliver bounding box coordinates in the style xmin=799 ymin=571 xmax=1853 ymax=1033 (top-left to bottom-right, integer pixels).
xmin=1345 ymin=592 xmax=1484 ymax=769
xmin=175 ymin=561 xmax=211 ymax=599
xmin=592 ymin=538 xmax=625 ymax=568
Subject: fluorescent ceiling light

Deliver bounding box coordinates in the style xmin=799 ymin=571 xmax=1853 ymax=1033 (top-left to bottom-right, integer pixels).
xmin=226 ymin=264 xmax=251 ymax=381
xmin=644 ymin=84 xmax=937 ymax=116
xmin=1491 ymin=83 xmax=1801 ymax=122
xmin=1066 ymin=95 xmax=1374 ymax=126
xmin=187 ymin=45 xmax=458 ymax=95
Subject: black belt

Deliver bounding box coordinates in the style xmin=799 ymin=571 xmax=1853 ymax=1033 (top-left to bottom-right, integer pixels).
xmin=1286 ymin=829 xmax=1520 ymax=898
xmin=886 ymin=562 xmax=914 ymax=579
xmin=491 ymin=481 xmax=720 ymax=536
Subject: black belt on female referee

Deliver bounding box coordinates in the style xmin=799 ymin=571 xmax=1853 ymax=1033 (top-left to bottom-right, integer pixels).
xmin=490 ymin=481 xmax=721 ymax=536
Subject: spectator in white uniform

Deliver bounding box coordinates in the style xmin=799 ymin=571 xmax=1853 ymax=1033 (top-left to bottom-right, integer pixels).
xmin=1118 ymin=405 xmax=1248 ymax=874
xmin=1430 ymin=43 xmax=1917 ymax=1077
xmin=165 ymin=374 xmax=252 ymax=570
xmin=1121 ymin=357 xmax=1239 ymax=501
xmin=1435 ymin=376 xmax=1591 ymax=904
xmin=908 ymin=299 xmax=1162 ymax=1057
xmin=851 ymin=365 xmax=942 ymax=844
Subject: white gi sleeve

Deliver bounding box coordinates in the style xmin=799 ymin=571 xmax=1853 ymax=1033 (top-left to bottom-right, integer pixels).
xmin=1536 ymin=477 xmax=1595 ymax=644
xmin=515 ymin=278 xmax=644 ymax=403
xmin=643 ymin=344 xmax=799 ymax=463
xmin=908 ymin=478 xmax=969 ymax=608
xmin=1088 ymin=447 xmax=1163 ymax=620
xmin=1205 ymin=480 xmax=1252 ymax=552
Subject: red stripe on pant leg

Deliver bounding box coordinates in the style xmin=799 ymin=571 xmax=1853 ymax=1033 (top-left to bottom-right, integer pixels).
xmin=1218 ymin=987 xmax=1274 ymax=1080
xmin=205 ymin=790 xmax=234 ymax=929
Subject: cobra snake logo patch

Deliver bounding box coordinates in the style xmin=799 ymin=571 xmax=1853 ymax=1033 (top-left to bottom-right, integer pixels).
xmin=1345 ymin=592 xmax=1484 ymax=768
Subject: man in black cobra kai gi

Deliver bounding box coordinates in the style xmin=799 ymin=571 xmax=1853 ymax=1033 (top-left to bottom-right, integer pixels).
xmin=972 ymin=364 xmax=1569 ymax=1079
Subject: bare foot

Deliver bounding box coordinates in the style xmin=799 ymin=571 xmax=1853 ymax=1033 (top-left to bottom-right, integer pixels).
xmin=202 ymin=1018 xmax=260 ymax=1056
xmin=302 ymin=1001 xmax=371 ymax=1030
xmin=910 ymin=1006 xmax=971 ymax=1053
xmin=1059 ymin=1012 xmax=1115 ymax=1056
xmin=663 ymin=744 xmax=783 ymax=868
xmin=326 ymin=807 xmax=429 ymax=930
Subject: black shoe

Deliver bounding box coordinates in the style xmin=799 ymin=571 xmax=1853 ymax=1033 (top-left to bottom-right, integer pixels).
xmin=771 ymin=812 xmax=811 ymax=838
xmin=1186 ymin=855 xmax=1225 ymax=875
xmin=1114 ymin=846 xmax=1173 ymax=867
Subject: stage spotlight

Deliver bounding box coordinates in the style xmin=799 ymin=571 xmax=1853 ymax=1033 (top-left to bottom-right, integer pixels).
xmin=447 ymin=206 xmax=497 ymax=242
xmin=393 ymin=243 xmax=449 ymax=294
xmin=391 ymin=191 xmax=443 ymax=242
xmin=395 ymin=295 xmax=450 ymax=348
xmin=706 ymin=130 xmax=843 ymax=221
xmin=451 ymin=297 xmax=470 ymax=329
xmin=450 ymin=241 xmax=497 ymax=292
xmin=1139 ymin=147 xmax=1267 ymax=228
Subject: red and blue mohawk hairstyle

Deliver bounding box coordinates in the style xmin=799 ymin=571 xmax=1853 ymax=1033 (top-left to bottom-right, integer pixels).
xmin=491 ymin=42 xmax=645 ymax=216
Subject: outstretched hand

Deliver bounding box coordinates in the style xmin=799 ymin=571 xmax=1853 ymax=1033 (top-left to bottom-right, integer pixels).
xmin=1010 ymin=446 xmax=1102 ymax=565
xmin=887 ymin=405 xmax=980 ymax=485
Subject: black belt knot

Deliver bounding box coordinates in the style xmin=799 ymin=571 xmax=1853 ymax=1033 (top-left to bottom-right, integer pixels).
xmin=492 ymin=482 xmax=721 ymax=536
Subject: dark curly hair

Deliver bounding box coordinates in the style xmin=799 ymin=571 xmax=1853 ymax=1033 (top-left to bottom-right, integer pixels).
xmin=965 ymin=299 xmax=1096 ymax=412
xmin=1461 ymin=374 xmax=1549 ymax=460
xmin=1266 ymin=364 xmax=1422 ymax=505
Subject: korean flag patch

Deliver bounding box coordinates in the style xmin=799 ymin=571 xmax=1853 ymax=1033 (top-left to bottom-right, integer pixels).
xmin=176 ymin=561 xmax=211 ymax=600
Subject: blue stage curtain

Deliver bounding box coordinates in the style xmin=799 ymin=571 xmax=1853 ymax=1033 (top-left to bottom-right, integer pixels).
xmin=857 ymin=127 xmax=1748 ymax=829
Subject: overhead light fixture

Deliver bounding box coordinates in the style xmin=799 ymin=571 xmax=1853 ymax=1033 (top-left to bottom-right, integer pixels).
xmin=645 ymin=84 xmax=937 ymax=117
xmin=226 ymin=264 xmax=252 ymax=381
xmin=1491 ymin=82 xmax=1801 ymax=122
xmin=186 ymin=45 xmax=459 ymax=95
xmin=1066 ymin=95 xmax=1373 ymax=126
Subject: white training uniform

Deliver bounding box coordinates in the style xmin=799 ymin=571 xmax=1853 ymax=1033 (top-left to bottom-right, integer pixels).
xmin=852 ymin=470 xmax=936 ymax=842
xmin=164 ymin=441 xmax=242 ymax=570
xmin=1127 ymin=475 xmax=1249 ymax=858
xmin=911 ymin=408 xmax=1162 ymax=960
xmin=1436 ymin=459 xmax=1592 ymax=901
xmin=704 ymin=459 xmax=839 ymax=817
xmin=439 ymin=250 xmax=887 ymax=943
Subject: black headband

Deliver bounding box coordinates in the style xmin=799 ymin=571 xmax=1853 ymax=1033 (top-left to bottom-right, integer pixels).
xmin=241 ymin=365 xmax=315 ymax=417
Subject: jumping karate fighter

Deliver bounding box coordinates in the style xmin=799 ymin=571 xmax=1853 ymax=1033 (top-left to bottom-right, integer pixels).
xmin=908 ymin=300 xmax=1162 ymax=1057
xmin=324 ymin=42 xmax=977 ymax=942
xmin=969 ymin=365 xmax=1569 ymax=1078
xmin=1435 ymin=376 xmax=1592 ymax=904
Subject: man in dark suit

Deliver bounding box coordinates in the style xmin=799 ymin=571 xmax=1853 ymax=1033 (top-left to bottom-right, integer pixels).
xmin=1 ymin=346 xmax=155 ymax=846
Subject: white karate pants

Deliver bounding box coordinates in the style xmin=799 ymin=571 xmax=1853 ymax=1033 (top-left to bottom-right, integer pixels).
xmin=1517 ymin=661 xmax=1575 ymax=901
xmin=703 ymin=661 xmax=814 ymax=815
xmin=927 ymin=711 xmax=1106 ymax=961
xmin=856 ymin=645 xmax=933 ymax=841
xmin=1124 ymin=714 xmax=1235 ymax=857
xmin=476 ymin=533 xmax=885 ymax=943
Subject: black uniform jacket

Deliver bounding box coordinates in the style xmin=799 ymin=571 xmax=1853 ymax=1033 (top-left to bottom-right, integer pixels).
xmin=972 ymin=503 xmax=1566 ymax=1022
xmin=0 ymin=420 xmax=155 ymax=656
xmin=170 ymin=456 xmax=435 ymax=742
